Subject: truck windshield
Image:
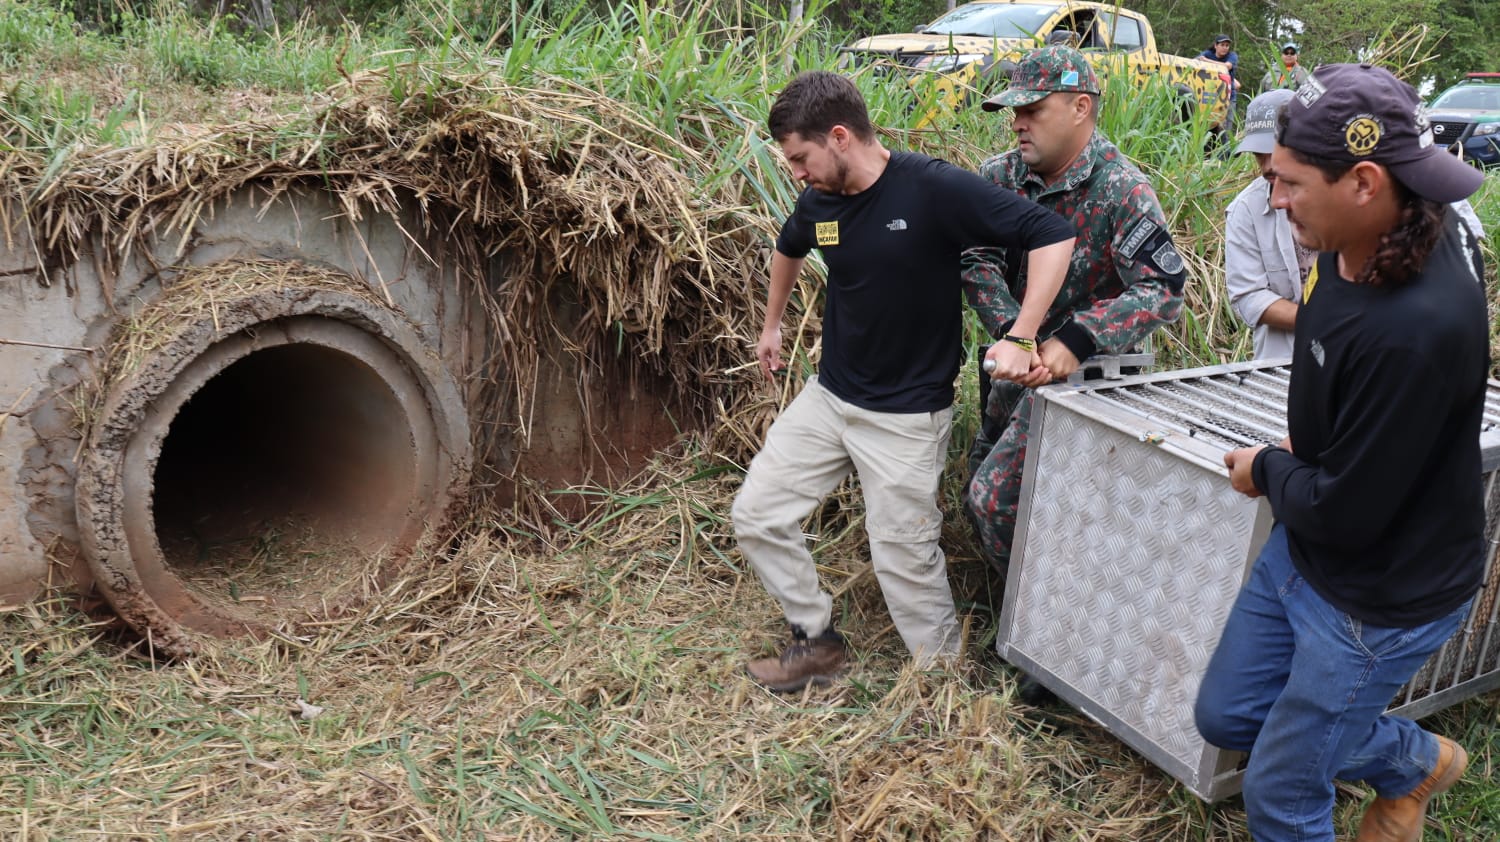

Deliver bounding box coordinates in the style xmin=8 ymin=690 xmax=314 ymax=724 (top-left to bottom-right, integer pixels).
xmin=925 ymin=3 xmax=1057 ymax=39
xmin=1431 ymin=87 xmax=1499 ymax=111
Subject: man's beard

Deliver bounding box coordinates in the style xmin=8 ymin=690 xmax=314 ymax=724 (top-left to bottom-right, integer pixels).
xmin=814 ymin=156 xmax=851 ymax=194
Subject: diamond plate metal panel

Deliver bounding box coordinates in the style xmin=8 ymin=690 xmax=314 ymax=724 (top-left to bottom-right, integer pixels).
xmin=999 ymin=360 xmax=1500 ymax=801
xmin=1006 ymin=407 xmax=1260 ymax=778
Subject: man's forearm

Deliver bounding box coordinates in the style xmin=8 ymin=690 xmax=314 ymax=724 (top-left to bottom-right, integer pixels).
xmin=1009 ymin=238 xmax=1075 ymax=338
xmin=1259 ymin=298 xmax=1298 ymax=332
xmin=764 ymin=251 xmax=802 ymax=331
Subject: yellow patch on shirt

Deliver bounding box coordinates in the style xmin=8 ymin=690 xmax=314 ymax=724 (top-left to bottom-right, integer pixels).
xmin=815 ymin=221 xmax=840 ymax=247
xmin=1302 ymin=261 xmax=1319 ymax=303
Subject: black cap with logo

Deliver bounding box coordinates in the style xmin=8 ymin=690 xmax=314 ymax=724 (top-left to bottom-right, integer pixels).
xmin=1278 ymin=63 xmax=1483 ymax=203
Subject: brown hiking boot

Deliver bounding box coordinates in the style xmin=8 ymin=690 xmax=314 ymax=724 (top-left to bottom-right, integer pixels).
xmin=1355 ymin=735 xmax=1468 ymax=842
xmin=746 ymin=628 xmax=848 ymax=693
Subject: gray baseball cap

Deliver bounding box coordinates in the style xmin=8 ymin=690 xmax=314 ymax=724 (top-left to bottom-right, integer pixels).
xmin=1236 ymin=88 xmax=1295 ymax=155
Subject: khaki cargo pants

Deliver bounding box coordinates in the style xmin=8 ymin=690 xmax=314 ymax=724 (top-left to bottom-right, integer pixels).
xmin=731 ymin=377 xmax=959 ymax=665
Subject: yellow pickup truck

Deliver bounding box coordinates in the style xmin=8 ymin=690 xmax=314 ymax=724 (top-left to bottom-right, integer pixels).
xmin=839 ymin=1 xmax=1232 ymax=129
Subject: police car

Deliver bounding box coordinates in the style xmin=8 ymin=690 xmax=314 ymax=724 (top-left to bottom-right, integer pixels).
xmin=1427 ymin=72 xmax=1500 ymax=168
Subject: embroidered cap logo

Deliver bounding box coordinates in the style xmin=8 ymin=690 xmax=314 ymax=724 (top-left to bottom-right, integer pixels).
xmin=1344 ymin=116 xmax=1382 ymax=157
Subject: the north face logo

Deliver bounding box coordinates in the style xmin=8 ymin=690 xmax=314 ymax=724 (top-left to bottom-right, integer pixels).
xmin=886 ymin=218 xmax=908 ymax=231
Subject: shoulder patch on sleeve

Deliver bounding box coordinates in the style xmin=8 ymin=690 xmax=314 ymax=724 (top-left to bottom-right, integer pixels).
xmin=1150 ymin=242 xmax=1184 ymax=276
xmin=1119 ymin=217 xmax=1160 ymax=260
xmin=1134 ymin=224 xmax=1187 ymax=292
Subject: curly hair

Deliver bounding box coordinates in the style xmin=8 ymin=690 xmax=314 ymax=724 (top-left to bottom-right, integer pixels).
xmin=1274 ymin=107 xmax=1445 ymax=288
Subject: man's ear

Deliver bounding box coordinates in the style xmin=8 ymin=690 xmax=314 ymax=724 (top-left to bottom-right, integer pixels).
xmin=1074 ymin=93 xmax=1096 ymax=122
xmin=1347 ymin=160 xmax=1389 ymax=206
xmin=828 ymin=124 xmax=849 ymax=149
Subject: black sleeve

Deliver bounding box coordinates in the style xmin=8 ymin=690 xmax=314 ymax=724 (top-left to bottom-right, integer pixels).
xmin=929 ymin=160 xmax=1075 ymax=250
xmin=774 ymin=193 xmax=814 ymax=259
xmin=1251 ymin=350 xmax=1462 ymax=549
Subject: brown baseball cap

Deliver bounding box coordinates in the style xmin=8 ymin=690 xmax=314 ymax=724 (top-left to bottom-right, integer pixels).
xmin=1278 ymin=63 xmax=1483 ymax=203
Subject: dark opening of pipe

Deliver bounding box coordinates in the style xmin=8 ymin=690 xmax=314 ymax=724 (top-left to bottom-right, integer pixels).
xmin=152 ymin=343 xmax=417 ymax=602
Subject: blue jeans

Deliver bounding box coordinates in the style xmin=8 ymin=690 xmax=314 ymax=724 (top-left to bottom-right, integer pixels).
xmin=1194 ymin=524 xmax=1471 ymax=842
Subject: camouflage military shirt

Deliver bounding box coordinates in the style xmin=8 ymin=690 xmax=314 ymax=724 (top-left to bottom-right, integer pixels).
xmin=962 ymin=129 xmax=1185 ymax=361
xmin=962 ymin=129 xmax=1186 ymax=574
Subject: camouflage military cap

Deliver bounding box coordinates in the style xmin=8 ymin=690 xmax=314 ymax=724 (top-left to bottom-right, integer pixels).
xmin=981 ymin=46 xmax=1100 ymax=111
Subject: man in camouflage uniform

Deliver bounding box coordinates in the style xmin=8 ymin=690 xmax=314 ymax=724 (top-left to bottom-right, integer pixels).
xmin=965 ymin=46 xmax=1186 ymax=576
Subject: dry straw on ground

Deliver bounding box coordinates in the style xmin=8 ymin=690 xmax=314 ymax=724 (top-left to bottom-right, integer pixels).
xmin=1 ymin=454 xmax=1251 ymax=840
xmin=17 ymin=451 xmax=1492 ymax=839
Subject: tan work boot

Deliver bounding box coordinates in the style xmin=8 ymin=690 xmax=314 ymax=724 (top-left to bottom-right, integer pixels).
xmin=746 ymin=628 xmax=848 ymax=693
xmin=1355 ymin=735 xmax=1468 ymax=842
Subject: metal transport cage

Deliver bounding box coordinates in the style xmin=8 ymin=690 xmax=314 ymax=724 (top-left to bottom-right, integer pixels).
xmin=997 ymin=359 xmax=1500 ymax=801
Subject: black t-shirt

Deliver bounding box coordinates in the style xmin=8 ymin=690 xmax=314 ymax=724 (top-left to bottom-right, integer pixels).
xmin=775 ymin=151 xmax=1074 ymax=412
xmin=1252 ymin=214 xmax=1488 ymax=627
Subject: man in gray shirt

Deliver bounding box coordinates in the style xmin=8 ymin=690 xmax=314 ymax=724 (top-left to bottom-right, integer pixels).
xmin=1224 ymin=89 xmax=1305 ymax=359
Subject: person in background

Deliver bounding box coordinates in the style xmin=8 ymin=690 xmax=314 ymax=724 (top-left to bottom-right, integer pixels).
xmin=733 ymin=71 xmax=1075 ymax=693
xmin=1198 ymin=63 xmax=1488 ymax=842
xmin=1225 ymin=88 xmax=1486 ymax=361
xmin=1200 ymin=34 xmax=1240 ymax=129
xmin=1262 ymin=42 xmax=1310 ymax=91
xmin=964 ymin=46 xmax=1184 ymax=706
xmin=1225 ymin=88 xmax=1305 ymax=359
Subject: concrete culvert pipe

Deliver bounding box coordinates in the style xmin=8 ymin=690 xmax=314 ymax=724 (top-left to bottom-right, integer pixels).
xmin=75 ymin=261 xmax=471 ymax=656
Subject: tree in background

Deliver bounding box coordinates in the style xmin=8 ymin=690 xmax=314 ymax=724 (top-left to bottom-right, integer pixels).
xmin=1132 ymin=0 xmax=1492 ymax=95
xmin=1426 ymin=0 xmax=1500 ymax=88
xmin=821 ymin=0 xmax=948 ymax=37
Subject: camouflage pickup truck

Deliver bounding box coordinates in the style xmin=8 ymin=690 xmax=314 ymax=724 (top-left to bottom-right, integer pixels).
xmin=839 ymin=1 xmax=1232 ymax=129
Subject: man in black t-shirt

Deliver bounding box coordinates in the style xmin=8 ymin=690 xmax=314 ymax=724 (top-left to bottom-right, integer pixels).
xmin=733 ymin=71 xmax=1075 ymax=692
xmin=1195 ymin=64 xmax=1487 ymax=842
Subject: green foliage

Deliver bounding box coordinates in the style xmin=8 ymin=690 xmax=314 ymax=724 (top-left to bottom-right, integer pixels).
xmin=55 ymin=0 xmax=145 ymax=30
xmin=1094 ymin=70 xmax=1216 ymax=171
xmin=821 ymin=0 xmax=948 ymax=39
xmin=0 ymin=0 xmax=78 ymax=63
xmin=123 ymin=5 xmax=247 ymax=87
xmin=107 ymin=3 xmax=385 ymax=90
xmin=1131 ymin=0 xmax=1493 ymax=97
xmin=1428 ymin=0 xmax=1500 ymax=88
xmin=0 ymin=77 xmax=99 ymax=149
xmin=1282 ymin=0 xmax=1441 ymax=56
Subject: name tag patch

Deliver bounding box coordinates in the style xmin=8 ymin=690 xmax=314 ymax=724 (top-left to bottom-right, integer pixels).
xmin=815 ymin=221 xmax=840 ymax=246
xmin=1119 ymin=217 xmax=1159 ymax=260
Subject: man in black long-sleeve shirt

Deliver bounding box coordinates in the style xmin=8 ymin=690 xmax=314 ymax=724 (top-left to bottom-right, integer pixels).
xmin=1194 ymin=64 xmax=1487 ymax=842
